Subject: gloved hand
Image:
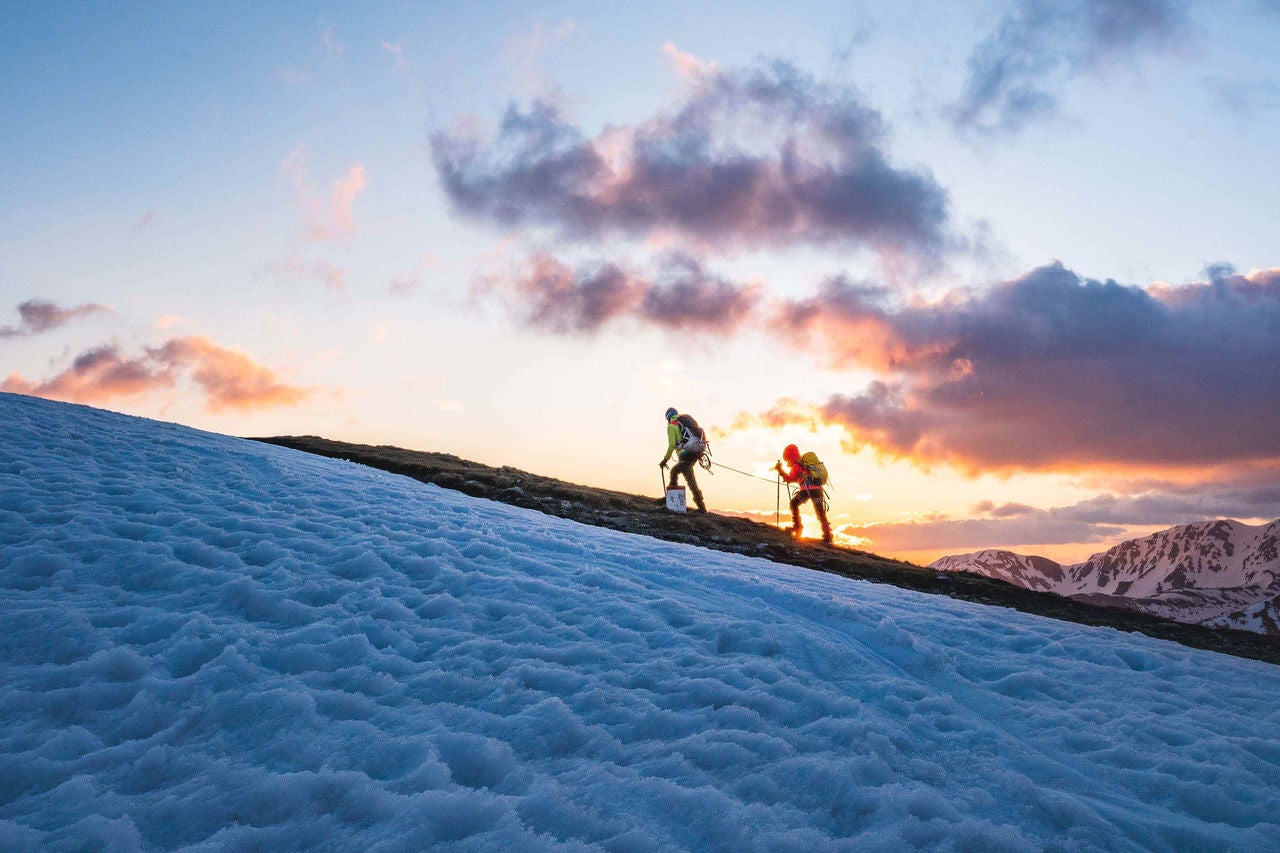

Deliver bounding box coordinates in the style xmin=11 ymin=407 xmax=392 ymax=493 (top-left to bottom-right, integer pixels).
xmin=773 ymin=461 xmax=783 ymax=474
xmin=659 ymin=460 xmax=668 ymax=468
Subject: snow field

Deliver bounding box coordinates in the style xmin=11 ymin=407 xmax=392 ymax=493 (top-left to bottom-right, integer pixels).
xmin=1 ymin=393 xmax=1279 ymax=851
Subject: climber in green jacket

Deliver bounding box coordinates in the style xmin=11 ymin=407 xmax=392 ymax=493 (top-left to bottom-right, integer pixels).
xmin=660 ymin=407 xmax=707 ymax=513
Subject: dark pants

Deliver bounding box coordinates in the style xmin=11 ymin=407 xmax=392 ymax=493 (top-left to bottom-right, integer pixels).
xmin=668 ymin=451 xmax=705 ymax=510
xmin=791 ymin=487 xmax=829 ymax=535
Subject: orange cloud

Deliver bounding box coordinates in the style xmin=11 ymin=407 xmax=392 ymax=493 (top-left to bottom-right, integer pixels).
xmin=3 ymin=336 xmax=313 ymax=412
xmin=3 ymin=346 xmax=171 ymax=403
xmin=150 ymin=337 xmax=312 ymax=411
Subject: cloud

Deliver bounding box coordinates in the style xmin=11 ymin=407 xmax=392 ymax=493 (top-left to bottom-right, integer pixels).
xmin=951 ymin=0 xmax=1190 ymax=135
xmin=751 ymin=262 xmax=1280 ymax=473
xmin=3 ymin=345 xmax=171 ymax=403
xmin=150 ymin=337 xmax=313 ymax=411
xmin=322 ymin=26 xmax=344 ymax=60
xmin=845 ymin=514 xmax=1125 ymax=552
xmin=1 ymin=300 xmax=109 ymax=338
xmin=1046 ymin=487 xmax=1280 ymax=525
xmin=973 ymin=501 xmax=1038 ymax=518
xmin=1206 ymin=78 xmax=1280 ymax=120
xmin=479 ymin=254 xmax=642 ymax=335
xmin=432 ymin=58 xmax=952 ymax=259
xmin=639 ymin=254 xmax=762 ymax=331
xmin=478 ymin=252 xmax=761 ymax=335
xmin=388 ymin=254 xmax=443 ymax=295
xmin=278 ymin=255 xmax=347 ymax=292
xmin=847 ymin=484 xmax=1280 ymax=554
xmin=3 ymin=336 xmax=313 ymax=412
xmin=327 ymin=166 xmax=366 ymax=239
xmin=662 ymin=42 xmax=718 ymax=81
xmin=506 ymin=19 xmax=579 ymax=95
xmin=382 ymin=41 xmax=408 ymax=71
xmin=281 ymin=146 xmax=366 ymax=243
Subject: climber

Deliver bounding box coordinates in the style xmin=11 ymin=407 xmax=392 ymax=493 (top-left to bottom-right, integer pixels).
xmin=660 ymin=407 xmax=708 ymax=513
xmin=775 ymin=444 xmax=831 ymax=544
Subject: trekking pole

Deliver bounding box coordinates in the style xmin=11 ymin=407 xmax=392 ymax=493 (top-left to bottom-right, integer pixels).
xmin=659 ymin=463 xmax=667 ymax=498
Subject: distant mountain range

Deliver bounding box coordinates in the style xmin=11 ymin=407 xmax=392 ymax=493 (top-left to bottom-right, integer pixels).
xmin=931 ymin=520 xmax=1280 ymax=635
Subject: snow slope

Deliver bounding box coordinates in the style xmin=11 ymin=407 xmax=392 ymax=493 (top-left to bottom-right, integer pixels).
xmin=2 ymin=392 xmax=1279 ymax=851
xmin=932 ymin=522 xmax=1280 ymax=632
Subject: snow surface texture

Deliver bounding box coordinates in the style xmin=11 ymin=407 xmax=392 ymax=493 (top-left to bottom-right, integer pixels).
xmin=2 ymin=392 xmax=1279 ymax=852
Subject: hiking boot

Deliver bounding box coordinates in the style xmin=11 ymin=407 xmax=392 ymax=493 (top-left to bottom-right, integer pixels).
xmin=785 ymin=525 xmax=802 ymax=538
xmin=821 ymin=531 xmax=834 ymax=545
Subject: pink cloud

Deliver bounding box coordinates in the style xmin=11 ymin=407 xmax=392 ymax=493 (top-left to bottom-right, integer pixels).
xmin=324 ymin=165 xmax=365 ymax=240
xmin=282 ymin=146 xmax=366 ymax=243
xmin=278 ymin=255 xmax=347 ymax=292
xmin=3 ymin=336 xmax=314 ymax=412
xmin=662 ymin=42 xmax=718 ymax=82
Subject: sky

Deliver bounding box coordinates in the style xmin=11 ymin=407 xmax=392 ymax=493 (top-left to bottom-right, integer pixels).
xmin=4 ymin=391 xmax=1279 ymax=849
xmin=3 ymin=0 xmax=1279 ymax=565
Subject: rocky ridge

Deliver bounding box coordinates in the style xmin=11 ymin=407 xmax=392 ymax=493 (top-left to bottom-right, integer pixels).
xmin=254 ymin=435 xmax=1280 ymax=664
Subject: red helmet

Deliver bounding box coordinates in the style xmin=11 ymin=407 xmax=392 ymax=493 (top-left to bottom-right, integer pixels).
xmin=783 ymin=444 xmax=800 ymax=462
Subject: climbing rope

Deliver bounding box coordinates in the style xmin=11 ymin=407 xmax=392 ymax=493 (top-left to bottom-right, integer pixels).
xmin=708 ymin=460 xmax=777 ymax=484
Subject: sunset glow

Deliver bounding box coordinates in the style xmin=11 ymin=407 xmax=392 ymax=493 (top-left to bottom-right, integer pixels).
xmin=3 ymin=2 xmax=1277 ymax=566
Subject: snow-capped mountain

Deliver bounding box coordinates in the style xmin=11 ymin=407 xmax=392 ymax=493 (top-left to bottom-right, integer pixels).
xmin=931 ymin=520 xmax=1280 ymax=633
xmin=929 ymin=550 xmax=1066 ymax=593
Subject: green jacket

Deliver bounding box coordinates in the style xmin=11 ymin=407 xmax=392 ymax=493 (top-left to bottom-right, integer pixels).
xmin=661 ymin=420 xmax=681 ymax=465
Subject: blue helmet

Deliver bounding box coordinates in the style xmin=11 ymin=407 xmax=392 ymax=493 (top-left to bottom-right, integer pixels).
xmin=664 ymin=407 xmax=678 ymax=420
